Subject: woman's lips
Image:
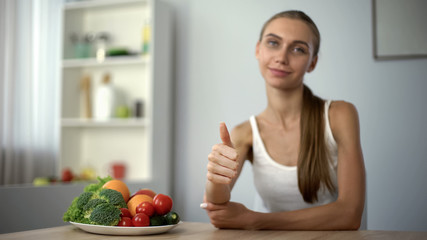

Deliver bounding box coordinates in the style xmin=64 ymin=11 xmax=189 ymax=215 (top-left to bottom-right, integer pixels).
xmin=269 ymin=68 xmax=290 ymax=77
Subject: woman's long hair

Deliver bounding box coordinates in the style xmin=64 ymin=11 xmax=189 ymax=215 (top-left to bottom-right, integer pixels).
xmin=298 ymin=85 xmax=335 ymax=203
xmin=260 ymin=11 xmax=335 ymax=203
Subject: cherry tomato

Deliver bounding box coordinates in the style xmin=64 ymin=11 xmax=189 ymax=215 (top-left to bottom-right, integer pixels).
xmin=132 ymin=213 xmax=150 ymax=227
xmin=120 ymin=208 xmax=132 ymax=218
xmin=117 ymin=217 xmax=133 ymax=227
xmin=136 ymin=202 xmax=155 ymax=217
xmin=153 ymin=194 xmax=173 ymax=215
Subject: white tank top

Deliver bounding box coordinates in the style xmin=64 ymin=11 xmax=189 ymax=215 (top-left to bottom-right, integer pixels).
xmin=251 ymin=100 xmax=338 ymax=213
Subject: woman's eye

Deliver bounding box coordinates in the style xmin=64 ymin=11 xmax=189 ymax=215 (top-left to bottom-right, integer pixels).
xmin=267 ymin=40 xmax=279 ymax=47
xmin=293 ymin=47 xmax=306 ymax=54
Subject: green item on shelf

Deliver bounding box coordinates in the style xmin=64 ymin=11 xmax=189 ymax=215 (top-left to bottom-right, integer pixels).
xmin=107 ymin=48 xmax=130 ymax=56
xmin=33 ymin=177 xmax=50 ymax=186
xmin=116 ymin=106 xmax=130 ymax=118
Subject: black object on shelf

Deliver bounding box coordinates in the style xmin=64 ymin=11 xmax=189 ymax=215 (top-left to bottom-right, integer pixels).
xmin=135 ymin=100 xmax=143 ymax=118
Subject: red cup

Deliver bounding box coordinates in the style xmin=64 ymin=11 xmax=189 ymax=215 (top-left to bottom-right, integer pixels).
xmin=111 ymin=163 xmax=126 ymax=180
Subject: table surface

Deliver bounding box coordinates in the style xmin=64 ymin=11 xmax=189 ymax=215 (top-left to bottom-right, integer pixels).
xmin=1 ymin=222 xmax=426 ymax=240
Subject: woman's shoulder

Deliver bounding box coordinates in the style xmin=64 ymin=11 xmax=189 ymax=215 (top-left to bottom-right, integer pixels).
xmin=328 ymin=100 xmax=360 ymax=142
xmin=329 ymin=100 xmax=359 ymax=119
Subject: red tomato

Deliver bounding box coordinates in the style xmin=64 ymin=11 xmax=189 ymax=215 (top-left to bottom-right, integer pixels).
xmin=153 ymin=194 xmax=173 ymax=215
xmin=136 ymin=202 xmax=155 ymax=217
xmin=132 ymin=213 xmax=150 ymax=227
xmin=117 ymin=217 xmax=133 ymax=227
xmin=120 ymin=208 xmax=132 ymax=218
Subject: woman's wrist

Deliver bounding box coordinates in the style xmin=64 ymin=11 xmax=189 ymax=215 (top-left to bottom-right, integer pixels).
xmin=205 ymin=180 xmax=231 ymax=204
xmin=245 ymin=209 xmax=267 ymax=230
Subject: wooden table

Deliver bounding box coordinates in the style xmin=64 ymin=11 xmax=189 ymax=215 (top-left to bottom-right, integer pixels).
xmin=1 ymin=222 xmax=426 ymax=240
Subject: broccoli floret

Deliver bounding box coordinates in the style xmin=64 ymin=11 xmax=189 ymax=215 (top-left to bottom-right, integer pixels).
xmin=80 ymin=198 xmax=108 ymax=224
xmin=84 ymin=176 xmax=113 ymax=192
xmin=89 ymin=203 xmax=121 ymax=226
xmin=76 ymin=192 xmax=94 ymax=209
xmin=99 ymin=188 xmax=127 ymax=209
xmin=63 ymin=191 xmax=96 ymax=223
xmin=63 ymin=176 xmax=124 ymax=226
xmin=83 ymin=198 xmax=108 ymax=212
xmin=63 ymin=177 xmax=107 ymax=223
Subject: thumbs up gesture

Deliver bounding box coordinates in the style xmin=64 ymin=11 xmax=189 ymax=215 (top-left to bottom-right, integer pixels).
xmin=220 ymin=122 xmax=233 ymax=147
xmin=207 ymin=122 xmax=239 ymax=185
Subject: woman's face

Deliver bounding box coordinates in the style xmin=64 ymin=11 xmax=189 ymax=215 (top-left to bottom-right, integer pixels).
xmin=256 ymin=17 xmax=317 ymax=91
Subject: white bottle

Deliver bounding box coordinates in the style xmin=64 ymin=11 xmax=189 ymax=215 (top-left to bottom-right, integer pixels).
xmin=94 ymin=73 xmax=115 ymax=120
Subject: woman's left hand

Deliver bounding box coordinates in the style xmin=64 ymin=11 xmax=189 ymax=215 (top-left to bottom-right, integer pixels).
xmin=201 ymin=201 xmax=257 ymax=229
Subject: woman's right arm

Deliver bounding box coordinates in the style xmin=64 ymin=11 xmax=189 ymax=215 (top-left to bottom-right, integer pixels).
xmin=205 ymin=122 xmax=251 ymax=204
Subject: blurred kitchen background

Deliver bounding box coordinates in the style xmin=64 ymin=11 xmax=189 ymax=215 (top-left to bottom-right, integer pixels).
xmin=1 ymin=0 xmax=427 ymax=234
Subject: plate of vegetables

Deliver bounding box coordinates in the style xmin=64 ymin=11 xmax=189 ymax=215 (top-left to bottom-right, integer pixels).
xmin=63 ymin=176 xmax=181 ymax=236
xmin=70 ymin=221 xmax=181 ymax=236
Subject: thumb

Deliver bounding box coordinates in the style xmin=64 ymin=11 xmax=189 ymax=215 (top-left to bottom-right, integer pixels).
xmin=200 ymin=201 xmax=225 ymax=211
xmin=219 ymin=122 xmax=233 ymax=147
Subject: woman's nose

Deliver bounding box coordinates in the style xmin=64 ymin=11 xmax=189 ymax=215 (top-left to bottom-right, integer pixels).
xmin=275 ymin=49 xmax=289 ymax=65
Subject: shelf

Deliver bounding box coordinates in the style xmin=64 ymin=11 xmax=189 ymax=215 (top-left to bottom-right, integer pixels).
xmin=58 ymin=0 xmax=172 ymax=190
xmin=61 ymin=118 xmax=149 ymax=127
xmin=64 ymin=0 xmax=146 ymax=10
xmin=62 ymin=55 xmax=149 ymax=68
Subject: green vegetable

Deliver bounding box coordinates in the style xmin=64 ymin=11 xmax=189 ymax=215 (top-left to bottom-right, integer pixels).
xmin=83 ymin=199 xmax=108 ymax=212
xmin=164 ymin=211 xmax=180 ymax=225
xmin=76 ymin=192 xmax=94 ymax=209
xmin=98 ymin=188 xmax=127 ymax=209
xmin=63 ymin=197 xmax=84 ymax=223
xmin=62 ymin=191 xmax=95 ymax=224
xmin=63 ymin=176 xmax=125 ymax=226
xmin=83 ymin=176 xmax=112 ymax=193
xmin=89 ymin=203 xmax=122 ymax=226
xmin=150 ymin=215 xmax=166 ymax=226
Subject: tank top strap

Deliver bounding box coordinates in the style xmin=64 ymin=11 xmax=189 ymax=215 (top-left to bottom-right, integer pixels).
xmin=324 ymin=100 xmax=336 ymax=146
xmin=249 ymin=115 xmax=262 ymax=150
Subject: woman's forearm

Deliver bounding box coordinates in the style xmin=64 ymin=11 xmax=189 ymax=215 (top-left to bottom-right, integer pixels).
xmin=205 ymin=180 xmax=231 ymax=204
xmin=253 ymin=201 xmax=362 ymax=230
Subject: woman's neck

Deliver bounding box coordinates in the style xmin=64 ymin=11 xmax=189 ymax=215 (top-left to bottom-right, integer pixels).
xmin=262 ymin=84 xmax=304 ymax=129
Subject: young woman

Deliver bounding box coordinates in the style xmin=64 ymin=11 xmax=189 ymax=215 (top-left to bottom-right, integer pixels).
xmin=202 ymin=10 xmax=366 ymax=230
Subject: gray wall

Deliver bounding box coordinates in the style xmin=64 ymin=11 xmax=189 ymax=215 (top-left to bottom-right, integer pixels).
xmin=168 ymin=0 xmax=427 ymax=231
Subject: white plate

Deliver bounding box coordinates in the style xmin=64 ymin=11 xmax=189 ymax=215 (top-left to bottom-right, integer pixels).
xmin=70 ymin=221 xmax=181 ymax=236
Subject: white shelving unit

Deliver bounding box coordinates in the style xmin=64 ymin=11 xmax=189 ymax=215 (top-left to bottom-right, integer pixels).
xmin=59 ymin=0 xmax=172 ymax=193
